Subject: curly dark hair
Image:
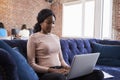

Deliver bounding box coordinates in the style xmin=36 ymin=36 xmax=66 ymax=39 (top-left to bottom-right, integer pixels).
xmin=33 ymin=9 xmax=56 ymax=33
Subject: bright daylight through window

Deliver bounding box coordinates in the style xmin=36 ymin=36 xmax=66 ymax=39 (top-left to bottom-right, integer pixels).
xmin=62 ymin=0 xmax=113 ymax=39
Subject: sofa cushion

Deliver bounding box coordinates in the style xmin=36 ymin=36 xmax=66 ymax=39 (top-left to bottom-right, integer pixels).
xmin=0 ymin=48 xmax=19 ymax=80
xmin=0 ymin=40 xmax=39 ymax=80
xmin=97 ymin=58 xmax=120 ymax=66
xmin=3 ymin=40 xmax=27 ymax=58
xmin=60 ymin=38 xmax=94 ymax=65
xmin=92 ymin=42 xmax=120 ymax=66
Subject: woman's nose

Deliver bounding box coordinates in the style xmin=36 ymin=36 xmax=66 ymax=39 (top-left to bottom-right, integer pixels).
xmin=52 ymin=24 xmax=55 ymax=28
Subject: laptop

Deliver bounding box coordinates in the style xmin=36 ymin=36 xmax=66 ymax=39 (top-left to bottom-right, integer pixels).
xmin=66 ymin=53 xmax=100 ymax=79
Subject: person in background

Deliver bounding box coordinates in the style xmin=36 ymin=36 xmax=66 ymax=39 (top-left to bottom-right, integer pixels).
xmin=28 ymin=28 xmax=33 ymax=36
xmin=27 ymin=9 xmax=104 ymax=80
xmin=18 ymin=24 xmax=30 ymax=40
xmin=0 ymin=22 xmax=7 ymax=38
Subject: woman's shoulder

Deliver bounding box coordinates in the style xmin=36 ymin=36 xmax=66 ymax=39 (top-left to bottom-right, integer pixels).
xmin=51 ymin=33 xmax=59 ymax=39
xmin=29 ymin=32 xmax=40 ymax=38
xmin=28 ymin=32 xmax=43 ymax=43
xmin=30 ymin=32 xmax=50 ymax=39
xmin=29 ymin=33 xmax=59 ymax=39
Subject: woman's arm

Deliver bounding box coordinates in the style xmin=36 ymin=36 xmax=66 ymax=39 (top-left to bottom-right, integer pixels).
xmin=58 ymin=41 xmax=70 ymax=68
xmin=59 ymin=50 xmax=70 ymax=68
xmin=27 ymin=35 xmax=49 ymax=73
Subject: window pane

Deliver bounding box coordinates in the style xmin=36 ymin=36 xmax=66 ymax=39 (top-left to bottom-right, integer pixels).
xmin=62 ymin=3 xmax=82 ymax=37
xmin=102 ymin=0 xmax=112 ymax=39
xmin=84 ymin=1 xmax=95 ymax=37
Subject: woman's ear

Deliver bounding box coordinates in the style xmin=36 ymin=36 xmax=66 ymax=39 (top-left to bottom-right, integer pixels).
xmin=40 ymin=23 xmax=42 ymax=26
xmin=40 ymin=23 xmax=43 ymax=30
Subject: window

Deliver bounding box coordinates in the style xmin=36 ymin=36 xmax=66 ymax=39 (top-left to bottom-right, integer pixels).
xmin=62 ymin=0 xmax=113 ymax=39
xmin=62 ymin=2 xmax=82 ymax=37
xmin=84 ymin=1 xmax=94 ymax=37
xmin=102 ymin=0 xmax=113 ymax=39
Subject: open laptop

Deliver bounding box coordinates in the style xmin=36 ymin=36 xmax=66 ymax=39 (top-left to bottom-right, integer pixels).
xmin=66 ymin=53 xmax=100 ymax=79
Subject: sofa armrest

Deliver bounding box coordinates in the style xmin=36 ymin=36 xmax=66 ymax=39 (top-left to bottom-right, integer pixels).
xmin=0 ymin=48 xmax=19 ymax=80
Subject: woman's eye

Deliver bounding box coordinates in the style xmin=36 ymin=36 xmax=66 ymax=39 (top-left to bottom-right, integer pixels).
xmin=46 ymin=21 xmax=55 ymax=24
xmin=46 ymin=22 xmax=51 ymax=24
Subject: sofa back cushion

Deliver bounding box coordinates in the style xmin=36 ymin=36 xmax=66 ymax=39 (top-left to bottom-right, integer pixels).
xmin=60 ymin=38 xmax=97 ymax=65
xmin=99 ymin=39 xmax=120 ymax=45
xmin=1 ymin=38 xmax=98 ymax=66
xmin=2 ymin=40 xmax=27 ymax=58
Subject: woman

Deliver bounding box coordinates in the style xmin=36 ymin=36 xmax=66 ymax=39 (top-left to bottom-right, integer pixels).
xmin=27 ymin=9 xmax=104 ymax=80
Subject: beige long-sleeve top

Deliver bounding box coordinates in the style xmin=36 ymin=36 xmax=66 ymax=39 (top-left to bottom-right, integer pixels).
xmin=27 ymin=32 xmax=69 ymax=73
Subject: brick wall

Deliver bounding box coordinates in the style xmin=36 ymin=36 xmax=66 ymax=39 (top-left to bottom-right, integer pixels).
xmin=113 ymin=0 xmax=120 ymax=40
xmin=51 ymin=1 xmax=62 ymax=37
xmin=1 ymin=0 xmax=119 ymax=39
xmin=0 ymin=0 xmax=62 ymax=36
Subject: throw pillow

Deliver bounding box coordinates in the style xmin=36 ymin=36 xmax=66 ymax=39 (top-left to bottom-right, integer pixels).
xmin=92 ymin=42 xmax=120 ymax=66
xmin=92 ymin=42 xmax=120 ymax=59
xmin=0 ymin=40 xmax=39 ymax=80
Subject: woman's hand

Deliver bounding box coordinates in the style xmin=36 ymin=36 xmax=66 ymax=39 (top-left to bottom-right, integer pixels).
xmin=63 ymin=66 xmax=71 ymax=75
xmin=64 ymin=66 xmax=71 ymax=70
xmin=48 ymin=67 xmax=70 ymax=75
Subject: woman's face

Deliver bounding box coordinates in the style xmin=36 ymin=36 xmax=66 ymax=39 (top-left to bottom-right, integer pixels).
xmin=40 ymin=15 xmax=55 ymax=34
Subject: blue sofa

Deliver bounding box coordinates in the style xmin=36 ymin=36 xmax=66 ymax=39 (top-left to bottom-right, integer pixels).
xmin=0 ymin=38 xmax=120 ymax=80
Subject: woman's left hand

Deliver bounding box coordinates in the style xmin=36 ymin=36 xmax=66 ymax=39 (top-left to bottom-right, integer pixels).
xmin=62 ymin=66 xmax=71 ymax=75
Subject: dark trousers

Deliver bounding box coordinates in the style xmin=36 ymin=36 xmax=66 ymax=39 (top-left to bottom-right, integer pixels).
xmin=37 ymin=70 xmax=104 ymax=80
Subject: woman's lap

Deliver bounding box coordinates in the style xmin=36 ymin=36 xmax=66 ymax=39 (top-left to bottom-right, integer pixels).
xmin=70 ymin=70 xmax=104 ymax=80
xmin=38 ymin=70 xmax=104 ymax=80
xmin=40 ymin=73 xmax=66 ymax=80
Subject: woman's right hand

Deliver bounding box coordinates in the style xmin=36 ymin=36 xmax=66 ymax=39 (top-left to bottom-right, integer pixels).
xmin=48 ymin=68 xmax=69 ymax=75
